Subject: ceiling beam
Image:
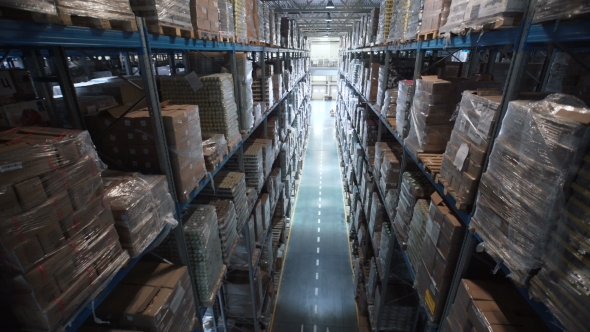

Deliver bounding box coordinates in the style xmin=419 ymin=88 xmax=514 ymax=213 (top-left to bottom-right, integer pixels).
xmin=275 ymin=8 xmax=373 ymax=13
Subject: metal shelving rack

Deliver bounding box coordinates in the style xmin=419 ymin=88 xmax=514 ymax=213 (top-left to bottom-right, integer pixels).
xmin=337 ymin=1 xmax=590 ymax=331
xmin=0 ymin=15 xmax=310 ymax=332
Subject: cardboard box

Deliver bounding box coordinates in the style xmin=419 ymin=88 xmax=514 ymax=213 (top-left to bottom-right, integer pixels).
xmin=13 ymin=176 xmax=48 ymax=211
xmin=196 ymin=17 xmax=211 ymax=31
xmin=0 ymin=99 xmax=50 ymax=127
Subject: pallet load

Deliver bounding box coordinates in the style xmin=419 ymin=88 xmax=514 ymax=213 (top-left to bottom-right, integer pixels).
xmin=439 ymin=0 xmax=525 ymax=35
xmin=230 ymin=0 xmax=247 ymax=43
xmin=247 ymin=138 xmax=274 ymax=178
xmin=472 ymin=94 xmax=590 ymax=286
xmin=381 ymin=88 xmax=398 ymax=120
xmin=0 ymin=0 xmax=60 ymax=23
xmin=227 ymin=144 xmax=264 ymax=194
xmin=130 ymin=0 xmax=193 ymax=38
xmin=405 ymin=76 xmax=460 ymax=155
xmin=395 ymin=80 xmax=413 ymax=138
xmin=160 ymin=73 xmax=242 ymax=153
xmin=441 ymin=280 xmax=551 ymax=332
xmin=419 ymin=0 xmax=452 ymax=40
xmin=533 ymin=0 xmax=590 ymax=23
xmin=439 ymin=90 xmax=502 ymax=209
xmin=94 ymin=262 xmax=197 ymax=332
xmin=405 ymin=198 xmax=429 ymax=273
xmin=201 ymin=171 xmax=249 ymax=230
xmin=202 ymin=133 xmax=228 ymax=171
xmin=103 ymin=172 xmax=176 ymax=257
xmin=530 ymin=151 xmax=590 ymax=331
xmin=364 ymin=63 xmax=381 ymax=103
xmin=252 ymin=77 xmax=273 ymax=111
xmin=224 ymin=268 xmax=263 ymax=319
xmin=393 ymin=172 xmax=434 ymax=248
xmin=404 ymin=0 xmax=422 ymax=41
xmin=0 ymin=128 xmax=130 ymax=331
xmin=235 ymin=52 xmax=254 ymax=133
xmin=218 ymin=0 xmax=234 ymax=41
xmin=54 ymin=0 xmax=136 ymax=31
xmin=416 ymin=193 xmax=464 ymax=323
xmin=190 ymin=0 xmax=221 ymax=40
xmin=207 ymin=200 xmax=239 ymax=265
xmin=387 ymin=0 xmax=408 ymax=44
xmin=375 ymin=0 xmax=394 ymax=45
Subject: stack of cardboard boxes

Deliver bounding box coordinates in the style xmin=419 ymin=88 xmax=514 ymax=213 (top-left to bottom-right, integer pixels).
xmin=0 ymin=69 xmax=50 ymax=127
xmin=130 ymin=0 xmax=193 ymax=33
xmin=0 ymin=128 xmax=129 ymax=330
xmin=416 ymin=192 xmax=464 ymax=323
xmin=191 ymin=0 xmax=221 ymax=36
xmin=393 ymin=172 xmax=433 ymax=248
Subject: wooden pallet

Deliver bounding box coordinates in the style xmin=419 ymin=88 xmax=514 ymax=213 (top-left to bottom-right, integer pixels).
xmin=418 ymin=30 xmax=438 ymax=41
xmin=148 ymin=24 xmax=194 ymax=38
xmin=236 ymin=36 xmax=249 ymax=44
xmin=417 ymin=153 xmax=442 ymax=179
xmin=59 ymin=13 xmax=138 ymax=32
xmin=196 ymin=29 xmax=219 ymax=41
xmin=0 ymin=6 xmax=61 ymax=24
xmin=218 ymin=33 xmax=235 ymax=43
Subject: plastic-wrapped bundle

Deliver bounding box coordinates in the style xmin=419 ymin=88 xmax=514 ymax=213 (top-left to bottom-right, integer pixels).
xmin=160 ymin=73 xmax=242 ymax=152
xmin=0 ymin=0 xmax=57 ymax=15
xmin=439 ymin=91 xmax=501 ymax=206
xmin=390 ymin=0 xmax=411 ymax=43
xmin=227 ymin=144 xmax=264 ymax=194
xmin=56 ymin=0 xmax=135 ymax=22
xmin=421 ymin=0 xmax=452 ymax=35
xmin=245 ymin=0 xmax=257 ymax=41
xmin=224 ymin=268 xmax=263 ymax=318
xmin=381 ymin=88 xmax=399 ymax=119
xmin=438 ymin=0 xmax=469 ymax=34
xmin=230 ymin=0 xmax=246 ymax=41
xmin=247 ymin=138 xmax=273 ymax=178
xmin=393 ymin=172 xmax=434 ymax=247
xmin=235 ymin=53 xmax=254 ymax=133
xmin=207 ymin=200 xmax=239 ymax=265
xmin=405 ymin=76 xmax=459 ymax=155
xmin=201 ymin=171 xmax=249 ymax=230
xmin=252 ymin=77 xmax=273 ymax=111
xmin=103 ymin=173 xmax=176 ymax=257
xmin=395 ymin=80 xmax=414 ymax=138
xmin=375 ymin=0 xmax=394 ymax=44
xmin=375 ymin=66 xmax=387 ymax=110
xmin=257 ymin=0 xmax=265 ymax=43
xmin=262 ymin=3 xmax=270 ymax=44
xmin=369 ymin=192 xmax=387 ymax=237
xmin=0 ymin=128 xmax=130 ymax=331
xmin=218 ymin=0 xmax=234 ymax=39
xmin=404 ymin=0 xmax=423 ymax=41
xmin=202 ymin=133 xmax=228 ymax=171
xmin=130 ymin=0 xmax=192 ymax=30
xmin=472 ymin=94 xmax=590 ymax=285
xmin=463 ymin=0 xmax=526 ymax=31
xmin=406 ymin=199 xmax=429 ymax=273
xmin=533 ymin=0 xmax=590 ymax=23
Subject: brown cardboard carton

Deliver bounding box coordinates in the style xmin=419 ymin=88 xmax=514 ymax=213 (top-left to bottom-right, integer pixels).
xmin=7 ymin=235 xmax=46 ymax=272
xmin=0 ymin=184 xmax=22 ymax=215
xmin=14 ymin=176 xmax=48 ymax=211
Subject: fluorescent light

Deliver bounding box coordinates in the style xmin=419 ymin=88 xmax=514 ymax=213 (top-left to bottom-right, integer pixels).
xmin=326 ymin=0 xmax=335 ymax=8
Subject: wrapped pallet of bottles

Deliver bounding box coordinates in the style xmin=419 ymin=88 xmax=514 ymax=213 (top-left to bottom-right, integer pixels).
xmin=160 ymin=73 xmax=242 ymax=152
xmin=439 ymin=0 xmax=526 ymax=35
xmin=405 ymin=198 xmax=429 ymax=273
xmin=387 ymin=0 xmax=409 ymax=43
xmin=190 ymin=0 xmax=221 ymax=36
xmin=472 ymin=94 xmax=590 ymax=286
xmin=533 ymin=0 xmax=590 ymax=23
xmin=375 ymin=0 xmax=394 ymax=45
xmin=218 ymin=0 xmax=235 ymax=40
xmin=130 ymin=0 xmax=193 ymax=35
xmin=395 ymin=80 xmax=413 ymax=138
xmin=207 ymin=200 xmax=239 ymax=265
xmin=202 ymin=133 xmax=228 ymax=171
xmin=230 ymin=0 xmax=247 ymax=42
xmin=54 ymin=0 xmax=136 ymax=29
xmin=235 ymin=53 xmax=254 ymax=133
xmin=420 ymin=0 xmax=453 ymax=38
xmin=0 ymin=128 xmax=131 ymax=331
xmin=201 ymin=171 xmax=249 ymax=230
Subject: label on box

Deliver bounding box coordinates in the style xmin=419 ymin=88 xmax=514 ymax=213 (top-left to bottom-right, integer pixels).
xmin=124 ymin=119 xmax=131 ymax=126
xmin=476 ymin=109 xmax=494 ymax=137
xmin=453 ymin=143 xmax=469 ymax=171
xmin=0 ymin=162 xmax=22 ymax=173
xmin=185 ymin=71 xmax=204 ymax=92
xmin=170 ymin=282 xmax=186 ymax=314
xmin=425 ymin=288 xmax=436 ymax=315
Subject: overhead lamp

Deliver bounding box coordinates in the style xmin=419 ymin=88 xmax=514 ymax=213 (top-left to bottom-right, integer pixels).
xmin=326 ymin=0 xmax=335 ymax=9
xmin=326 ymin=13 xmax=332 ymax=21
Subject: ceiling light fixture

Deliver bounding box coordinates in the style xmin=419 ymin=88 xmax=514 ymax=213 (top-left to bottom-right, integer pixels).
xmin=326 ymin=0 xmax=335 ymax=9
xmin=326 ymin=13 xmax=332 ymax=21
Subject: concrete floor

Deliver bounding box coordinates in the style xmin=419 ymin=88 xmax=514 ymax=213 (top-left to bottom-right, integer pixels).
xmin=271 ymin=101 xmax=358 ymax=332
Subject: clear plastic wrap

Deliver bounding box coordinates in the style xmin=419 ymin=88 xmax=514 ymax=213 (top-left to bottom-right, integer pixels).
xmin=404 ymin=0 xmax=423 ymax=41
xmin=437 ymin=0 xmax=469 ymax=35
xmin=375 ymin=0 xmax=394 ymax=44
xmin=439 ymin=91 xmax=501 ymax=206
xmin=472 ymin=94 xmax=590 ymax=284
xmin=231 ymin=0 xmax=247 ymax=41
xmin=391 ymin=0 xmax=410 ymax=43
xmin=56 ymin=0 xmax=135 ymax=21
xmin=406 ymin=198 xmax=429 ymax=272
xmin=420 ymin=0 xmax=452 ymax=35
xmin=381 ymin=88 xmax=398 ymax=118
xmin=102 ymin=172 xmax=176 ymax=257
xmin=160 ymin=73 xmax=241 ymax=152
xmin=369 ymin=192 xmax=386 ymax=237
xmin=130 ymin=0 xmax=192 ymax=30
xmin=207 ymin=200 xmax=239 ymax=265
xmin=533 ymin=0 xmax=590 ymax=23
xmin=245 ymin=0 xmax=256 ymax=41
xmin=202 ymin=133 xmax=228 ymax=171
xmin=462 ymin=0 xmax=526 ymax=31
xmin=235 ymin=53 xmax=254 ymax=133
xmin=200 ymin=171 xmax=249 ymax=230
xmin=227 ymin=144 xmax=264 ymax=194
xmin=0 ymin=128 xmax=131 ymax=331
xmin=218 ymin=0 xmax=234 ymax=39
xmin=395 ymin=80 xmax=414 ymax=138
xmin=0 ymin=0 xmax=57 ymax=15
xmin=393 ymin=172 xmax=434 ymax=247
xmin=405 ymin=76 xmax=458 ymax=155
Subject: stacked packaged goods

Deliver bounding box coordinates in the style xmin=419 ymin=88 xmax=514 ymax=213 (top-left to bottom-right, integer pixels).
xmin=416 ymin=193 xmax=464 ymax=323
xmin=393 ymin=172 xmax=434 ymax=248
xmin=395 ymin=80 xmax=414 ymax=138
xmin=441 ymin=280 xmax=551 ymax=332
xmin=437 ymin=0 xmax=469 ymax=35
xmin=94 ymin=262 xmax=197 ymax=332
xmin=235 ymin=53 xmax=254 ymax=133
xmin=472 ymin=94 xmax=590 ymax=285
xmin=544 ymin=52 xmax=590 ymax=106
xmin=375 ymin=66 xmax=387 ymax=110
xmin=364 ymin=63 xmax=381 ymax=103
xmin=103 ymin=173 xmax=176 ymax=257
xmin=0 ymin=0 xmax=57 ymax=16
xmin=367 ymin=8 xmax=380 ymax=46
xmin=160 ymin=73 xmax=242 ymax=152
xmin=230 ymin=0 xmax=247 ymax=42
xmin=218 ymin=0 xmax=234 ymax=40
xmin=202 ymin=133 xmax=228 ymax=171
xmin=530 ymin=151 xmax=590 ymax=331
xmin=245 ymin=0 xmax=257 ymax=42
xmin=369 ymin=192 xmax=386 ymax=250
xmin=420 ymin=0 xmax=452 ymax=37
xmin=252 ymin=77 xmax=274 ymax=111
xmin=387 ymin=0 xmax=408 ymax=43
xmin=229 ymin=144 xmax=264 ymax=194
xmin=381 ymin=88 xmax=398 ymax=119
xmin=439 ymin=91 xmax=502 ymax=208
xmin=201 ymin=171 xmax=249 ymax=231
xmin=91 ymin=104 xmax=207 ymax=202
xmin=533 ymin=0 xmax=590 ymax=23
xmin=0 ymin=128 xmax=130 ymax=331
xmin=405 ymin=198 xmax=429 ymax=273
xmin=405 ymin=76 xmax=460 ymax=155
xmin=208 ymin=200 xmax=239 ymax=265
xmin=272 ymin=74 xmax=283 ymax=104
xmin=130 ymin=0 xmax=192 ymax=33
xmin=375 ymin=0 xmax=394 ymax=44
xmin=462 ymin=0 xmax=526 ymax=31
xmin=247 ymin=139 xmax=274 ymax=178
xmin=190 ymin=0 xmax=221 ymax=35
xmin=404 ymin=0 xmax=422 ymax=41
xmin=378 ymin=146 xmax=401 ymax=213
xmin=55 ymin=0 xmax=135 ymax=27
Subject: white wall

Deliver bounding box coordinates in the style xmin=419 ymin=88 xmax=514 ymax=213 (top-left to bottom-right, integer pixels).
xmin=310 ymin=41 xmax=340 ymax=61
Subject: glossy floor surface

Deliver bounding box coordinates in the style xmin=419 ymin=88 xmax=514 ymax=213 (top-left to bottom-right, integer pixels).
xmin=271 ymin=100 xmax=358 ymax=332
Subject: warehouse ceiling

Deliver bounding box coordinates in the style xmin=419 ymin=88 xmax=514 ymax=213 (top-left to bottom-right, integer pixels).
xmin=266 ymin=0 xmax=379 ymax=37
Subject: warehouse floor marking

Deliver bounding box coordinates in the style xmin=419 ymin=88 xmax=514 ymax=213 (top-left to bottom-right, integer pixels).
xmin=271 ymin=101 xmax=358 ymax=332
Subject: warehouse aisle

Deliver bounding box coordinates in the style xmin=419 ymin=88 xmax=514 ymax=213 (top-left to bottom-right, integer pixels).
xmin=271 ymin=100 xmax=358 ymax=332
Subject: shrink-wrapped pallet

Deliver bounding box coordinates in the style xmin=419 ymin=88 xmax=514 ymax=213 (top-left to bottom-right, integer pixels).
xmin=0 ymin=0 xmax=57 ymax=15
xmin=404 ymin=0 xmax=422 ymax=41
xmin=208 ymin=200 xmax=239 ymax=265
xmin=130 ymin=0 xmax=192 ymax=31
xmin=420 ymin=0 xmax=452 ymax=36
xmin=218 ymin=0 xmax=234 ymax=39
xmin=395 ymin=80 xmax=414 ymax=138
xmin=201 ymin=171 xmax=249 ymax=230
xmin=393 ymin=172 xmax=434 ymax=247
xmin=202 ymin=133 xmax=228 ymax=171
xmin=533 ymin=0 xmax=590 ymax=23
xmin=55 ymin=0 xmax=135 ymax=26
xmin=406 ymin=198 xmax=429 ymax=272
xmin=381 ymin=88 xmax=398 ymax=118
xmin=230 ymin=0 xmax=246 ymax=41
xmin=472 ymin=94 xmax=590 ymax=285
xmin=375 ymin=0 xmax=394 ymax=44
